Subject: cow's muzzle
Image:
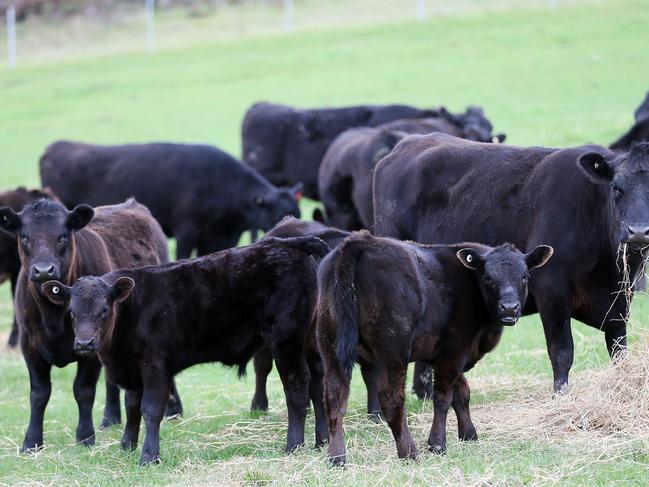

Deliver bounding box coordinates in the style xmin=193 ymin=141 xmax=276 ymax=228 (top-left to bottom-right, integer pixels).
xmin=498 ymin=301 xmax=521 ymax=326
xmin=74 ymin=337 xmax=98 ymax=355
xmin=623 ymin=225 xmax=649 ymax=248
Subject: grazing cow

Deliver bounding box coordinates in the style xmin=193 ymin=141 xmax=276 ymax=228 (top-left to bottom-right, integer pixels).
xmin=610 ymin=91 xmax=649 ymax=150
xmin=374 ymin=133 xmax=649 ymax=394
xmin=39 ymin=141 xmax=301 ymax=259
xmin=318 ymin=113 xmax=506 ymax=231
xmin=0 ymin=187 xmax=55 ymax=347
xmin=41 ymin=236 xmax=330 ymax=465
xmin=241 ymin=102 xmax=442 ymax=199
xmin=0 ymin=198 xmax=182 ymax=453
xmin=317 ymin=231 xmax=553 ymax=464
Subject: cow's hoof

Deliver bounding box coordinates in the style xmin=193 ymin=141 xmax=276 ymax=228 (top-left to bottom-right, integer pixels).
xmin=250 ymin=398 xmax=269 ymax=413
xmin=284 ymin=441 xmax=304 ymax=454
xmin=101 ymin=415 xmax=121 ymax=429
xmin=329 ymin=454 xmax=346 ymax=467
xmin=368 ymin=411 xmax=383 ymax=423
xmin=139 ymin=452 xmax=161 ymax=466
xmin=427 ymin=443 xmax=446 ymax=455
xmin=553 ymin=381 xmax=570 ymax=396
xmin=20 ymin=442 xmax=43 ymax=454
xmin=164 ymin=398 xmax=183 ymax=419
xmin=459 ymin=427 xmax=478 ymax=442
xmin=120 ymin=439 xmax=137 ymax=451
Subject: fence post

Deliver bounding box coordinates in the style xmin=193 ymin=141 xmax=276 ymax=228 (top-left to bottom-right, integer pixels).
xmin=416 ymin=0 xmax=425 ymax=21
xmin=145 ymin=0 xmax=156 ymax=51
xmin=284 ymin=0 xmax=294 ymax=33
xmin=6 ymin=6 xmax=16 ymax=69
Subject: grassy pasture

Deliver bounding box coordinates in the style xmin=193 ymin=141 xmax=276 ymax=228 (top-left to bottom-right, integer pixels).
xmin=1 ymin=0 xmax=649 ymax=484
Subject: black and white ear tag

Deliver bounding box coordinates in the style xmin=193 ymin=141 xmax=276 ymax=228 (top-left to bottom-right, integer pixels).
xmin=466 ymin=254 xmax=473 ymax=263
xmin=594 ymin=162 xmax=600 ymax=170
xmin=52 ymin=286 xmax=60 ymax=295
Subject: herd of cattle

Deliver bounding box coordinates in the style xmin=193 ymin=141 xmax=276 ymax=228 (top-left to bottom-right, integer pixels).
xmin=1 ymin=92 xmax=649 ymax=466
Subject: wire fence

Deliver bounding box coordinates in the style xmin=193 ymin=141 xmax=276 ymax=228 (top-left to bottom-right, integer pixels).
xmin=1 ymin=0 xmax=567 ymax=69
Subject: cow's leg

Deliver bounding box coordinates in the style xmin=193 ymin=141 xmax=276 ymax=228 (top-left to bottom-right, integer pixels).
xmin=251 ymin=346 xmax=273 ymax=412
xmin=305 ymin=338 xmax=328 ymax=448
xmin=322 ymin=358 xmax=350 ymax=466
xmin=21 ymin=354 xmax=52 ymax=452
xmin=427 ymin=360 xmax=462 ymax=454
xmin=7 ymin=273 xmax=19 ymax=347
xmin=273 ymin=350 xmax=310 ymax=453
xmin=164 ymin=378 xmax=183 ymax=418
xmin=605 ymin=325 xmax=628 ymax=361
xmin=376 ymin=362 xmax=417 ymax=460
xmin=175 ymin=229 xmax=197 ymax=260
xmin=536 ymin=286 xmax=574 ymax=394
xmin=102 ymin=379 xmax=122 ymax=428
xmin=452 ymin=374 xmax=477 ymax=441
xmin=412 ymin=361 xmax=433 ymax=400
xmin=121 ymin=388 xmax=143 ymax=451
xmin=139 ymin=366 xmax=170 ymax=465
xmin=359 ymin=359 xmax=382 ymax=420
xmin=73 ymin=357 xmax=101 ymax=446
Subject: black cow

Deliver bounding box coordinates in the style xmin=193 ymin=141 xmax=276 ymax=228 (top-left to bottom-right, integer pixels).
xmin=0 ymin=198 xmax=181 ymax=453
xmin=316 ymin=231 xmax=552 ymax=464
xmin=241 ymin=102 xmax=442 ymax=199
xmin=610 ymin=91 xmax=649 ymax=150
xmin=318 ymin=113 xmax=506 ymax=231
xmin=0 ymin=187 xmax=55 ymax=347
xmin=250 ymin=217 xmax=349 ymax=413
xmin=41 ymin=236 xmax=330 ymax=465
xmin=40 ymin=141 xmax=301 ymax=259
xmin=374 ymin=133 xmax=649 ymax=394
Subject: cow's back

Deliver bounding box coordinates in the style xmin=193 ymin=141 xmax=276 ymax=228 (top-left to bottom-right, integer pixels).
xmin=374 ymin=133 xmax=573 ymax=248
xmin=91 ymin=199 xmax=169 ymax=269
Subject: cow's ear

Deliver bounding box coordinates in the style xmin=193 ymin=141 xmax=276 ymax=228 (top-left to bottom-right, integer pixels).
xmin=0 ymin=207 xmax=22 ymax=234
xmin=456 ymin=248 xmax=484 ymax=270
xmin=578 ymin=152 xmax=614 ymax=183
xmin=373 ymin=130 xmax=403 ymax=163
xmin=111 ymin=277 xmax=135 ymax=304
xmin=66 ymin=205 xmax=94 ymax=231
xmin=494 ymin=133 xmax=506 ymax=143
xmin=290 ymin=182 xmax=304 ymax=201
xmin=312 ymin=208 xmax=325 ymax=223
xmin=41 ymin=280 xmax=71 ymax=306
xmin=525 ymin=245 xmax=554 ymax=269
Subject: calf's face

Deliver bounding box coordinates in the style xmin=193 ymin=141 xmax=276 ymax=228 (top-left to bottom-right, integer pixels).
xmin=0 ymin=200 xmax=93 ymax=284
xmin=578 ymin=144 xmax=649 ymax=247
xmin=252 ymin=184 xmax=302 ymax=231
xmin=457 ymin=244 xmax=554 ymax=325
xmin=41 ymin=276 xmax=134 ymax=354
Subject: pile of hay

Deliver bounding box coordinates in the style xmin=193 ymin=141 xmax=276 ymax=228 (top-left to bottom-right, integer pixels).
xmin=484 ymin=335 xmax=649 ymax=443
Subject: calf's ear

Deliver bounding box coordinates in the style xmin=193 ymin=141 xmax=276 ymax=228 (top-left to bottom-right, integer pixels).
xmin=577 ymin=153 xmax=614 ymax=183
xmin=41 ymin=280 xmax=71 ymax=306
xmin=66 ymin=204 xmax=94 ymax=231
xmin=456 ymin=248 xmax=484 ymax=270
xmin=0 ymin=207 xmax=22 ymax=234
xmin=111 ymin=277 xmax=135 ymax=304
xmin=494 ymin=133 xmax=506 ymax=143
xmin=525 ymin=245 xmax=554 ymax=269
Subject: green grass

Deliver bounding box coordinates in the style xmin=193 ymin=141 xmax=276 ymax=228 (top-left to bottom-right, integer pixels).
xmin=1 ymin=0 xmax=649 ymax=484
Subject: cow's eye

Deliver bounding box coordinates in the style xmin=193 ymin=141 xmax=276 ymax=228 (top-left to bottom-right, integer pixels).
xmin=58 ymin=234 xmax=68 ymax=243
xmin=19 ymin=233 xmax=28 ymax=244
xmin=483 ymin=275 xmax=495 ymax=287
xmin=255 ymin=197 xmax=263 ymax=206
xmin=612 ymin=185 xmax=624 ymax=197
xmin=522 ymin=272 xmax=530 ymax=282
xmin=99 ymin=307 xmax=108 ymax=318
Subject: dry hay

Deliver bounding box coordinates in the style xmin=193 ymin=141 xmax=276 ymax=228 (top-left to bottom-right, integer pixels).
xmin=481 ymin=333 xmax=649 ymax=447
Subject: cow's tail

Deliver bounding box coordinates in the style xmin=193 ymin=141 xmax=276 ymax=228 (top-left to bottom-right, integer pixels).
xmin=265 ymin=235 xmax=330 ymax=259
xmin=331 ymin=231 xmax=371 ymax=380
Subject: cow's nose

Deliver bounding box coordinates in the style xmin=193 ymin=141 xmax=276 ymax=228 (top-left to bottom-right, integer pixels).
xmin=626 ymin=225 xmax=649 ymax=243
xmin=74 ymin=338 xmax=94 ymax=350
xmin=499 ymin=301 xmax=520 ymax=316
xmin=31 ymin=264 xmax=57 ymax=281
